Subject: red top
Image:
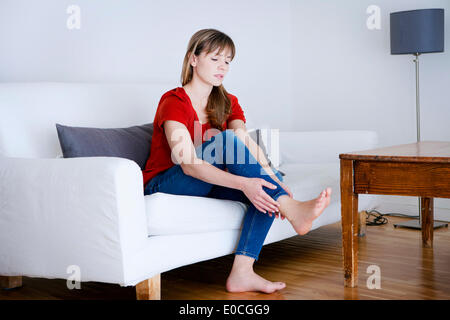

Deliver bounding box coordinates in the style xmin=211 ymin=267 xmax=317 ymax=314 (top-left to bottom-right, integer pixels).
xmin=142 ymin=87 xmax=246 ymax=188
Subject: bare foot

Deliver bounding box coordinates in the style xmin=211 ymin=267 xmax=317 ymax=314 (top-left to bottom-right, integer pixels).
xmin=226 ymin=269 xmax=286 ymax=294
xmin=280 ymin=187 xmax=332 ymax=235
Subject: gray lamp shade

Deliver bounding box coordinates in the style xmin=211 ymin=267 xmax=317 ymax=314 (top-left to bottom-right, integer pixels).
xmin=390 ymin=9 xmax=444 ymax=54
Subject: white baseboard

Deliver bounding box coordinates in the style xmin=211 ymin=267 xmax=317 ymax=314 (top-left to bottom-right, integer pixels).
xmin=370 ymin=195 xmax=450 ymax=222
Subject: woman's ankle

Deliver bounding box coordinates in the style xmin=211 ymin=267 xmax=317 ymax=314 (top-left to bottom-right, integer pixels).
xmin=277 ymin=195 xmax=297 ymax=221
xmin=231 ymin=254 xmax=255 ymax=274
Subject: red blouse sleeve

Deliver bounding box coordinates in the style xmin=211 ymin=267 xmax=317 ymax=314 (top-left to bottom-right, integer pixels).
xmin=156 ymin=96 xmax=191 ymax=131
xmin=227 ymin=94 xmax=246 ymax=125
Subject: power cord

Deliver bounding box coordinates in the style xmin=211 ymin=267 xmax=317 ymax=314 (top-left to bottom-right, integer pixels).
xmin=365 ymin=209 xmax=420 ymax=226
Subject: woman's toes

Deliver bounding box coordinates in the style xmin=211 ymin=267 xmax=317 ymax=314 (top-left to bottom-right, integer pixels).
xmin=265 ymin=281 xmax=286 ymax=293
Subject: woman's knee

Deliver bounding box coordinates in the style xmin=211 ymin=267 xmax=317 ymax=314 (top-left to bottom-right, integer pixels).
xmin=198 ymin=130 xmax=238 ymax=165
xmin=213 ymin=129 xmax=239 ymax=147
xmin=218 ymin=129 xmax=247 ymax=155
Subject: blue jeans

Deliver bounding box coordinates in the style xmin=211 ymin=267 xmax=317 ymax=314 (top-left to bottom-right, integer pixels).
xmin=144 ymin=129 xmax=288 ymax=261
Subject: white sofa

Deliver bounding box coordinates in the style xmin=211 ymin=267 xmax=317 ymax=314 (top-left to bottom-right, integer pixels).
xmin=0 ymin=82 xmax=381 ymax=299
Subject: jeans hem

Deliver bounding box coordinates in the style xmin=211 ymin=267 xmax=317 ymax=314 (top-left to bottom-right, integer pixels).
xmin=235 ymin=251 xmax=259 ymax=261
xmin=272 ymin=190 xmax=289 ymax=202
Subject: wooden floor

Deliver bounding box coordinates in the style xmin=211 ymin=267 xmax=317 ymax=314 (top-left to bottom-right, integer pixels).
xmin=1 ymin=216 xmax=450 ymax=300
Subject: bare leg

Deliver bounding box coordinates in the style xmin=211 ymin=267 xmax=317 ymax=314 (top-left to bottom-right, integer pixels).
xmin=225 ymin=187 xmax=332 ymax=294
xmin=277 ymin=187 xmax=332 ymax=235
xmin=226 ymin=255 xmax=286 ymax=293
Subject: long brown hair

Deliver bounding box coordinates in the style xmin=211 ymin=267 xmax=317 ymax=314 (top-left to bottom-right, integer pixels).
xmin=181 ymin=29 xmax=236 ymax=131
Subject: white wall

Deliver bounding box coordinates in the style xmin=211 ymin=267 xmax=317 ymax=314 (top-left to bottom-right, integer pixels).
xmin=291 ymin=0 xmax=450 ymax=144
xmin=1 ymin=0 xmax=449 ymax=220
xmin=0 ymin=0 xmax=293 ymax=130
xmin=290 ymin=0 xmax=450 ymax=220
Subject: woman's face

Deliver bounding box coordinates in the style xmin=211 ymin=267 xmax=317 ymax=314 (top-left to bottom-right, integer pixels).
xmin=191 ymin=47 xmax=232 ymax=87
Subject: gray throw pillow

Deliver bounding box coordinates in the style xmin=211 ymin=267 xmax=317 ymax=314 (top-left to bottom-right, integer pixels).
xmin=56 ymin=123 xmax=154 ymax=170
xmin=248 ymin=129 xmax=285 ymax=177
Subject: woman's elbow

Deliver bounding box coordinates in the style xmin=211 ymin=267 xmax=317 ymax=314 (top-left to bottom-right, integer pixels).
xmin=180 ymin=163 xmax=195 ymax=177
xmin=181 ymin=159 xmax=202 ymax=176
xmin=181 ymin=163 xmax=193 ymax=176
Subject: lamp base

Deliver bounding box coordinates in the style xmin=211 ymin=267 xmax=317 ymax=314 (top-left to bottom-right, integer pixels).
xmin=393 ymin=219 xmax=448 ymax=230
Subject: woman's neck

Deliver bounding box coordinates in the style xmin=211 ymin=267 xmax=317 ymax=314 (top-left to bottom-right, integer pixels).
xmin=183 ymin=78 xmax=213 ymax=104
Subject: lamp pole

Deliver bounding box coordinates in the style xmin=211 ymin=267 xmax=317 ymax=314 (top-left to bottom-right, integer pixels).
xmin=414 ymin=53 xmax=421 ymax=143
xmin=414 ymin=53 xmax=422 ymax=227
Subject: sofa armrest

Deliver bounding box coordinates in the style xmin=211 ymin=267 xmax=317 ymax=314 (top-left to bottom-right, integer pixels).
xmin=0 ymin=156 xmax=148 ymax=284
xmin=279 ymin=130 xmax=379 ymax=165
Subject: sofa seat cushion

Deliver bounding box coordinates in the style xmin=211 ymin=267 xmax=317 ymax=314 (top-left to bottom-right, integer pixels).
xmin=144 ymin=162 xmax=377 ymax=236
xmin=144 ymin=192 xmax=249 ymax=236
xmin=281 ymin=162 xmax=340 ymax=201
xmin=280 ymin=162 xmax=342 ymax=228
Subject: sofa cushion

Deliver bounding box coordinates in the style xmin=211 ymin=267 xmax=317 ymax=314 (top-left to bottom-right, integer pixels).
xmin=281 ymin=162 xmax=340 ymax=200
xmin=56 ymin=123 xmax=154 ymax=170
xmin=144 ymin=192 xmax=249 ymax=236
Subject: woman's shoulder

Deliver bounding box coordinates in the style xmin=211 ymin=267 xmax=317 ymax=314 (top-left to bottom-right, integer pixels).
xmin=226 ymin=92 xmax=243 ymax=111
xmin=160 ymin=87 xmax=189 ymax=103
xmin=156 ymin=87 xmax=193 ymax=117
xmin=157 ymin=87 xmax=192 ymax=109
xmin=227 ymin=92 xmax=243 ymax=109
xmin=227 ymin=92 xmax=238 ymax=101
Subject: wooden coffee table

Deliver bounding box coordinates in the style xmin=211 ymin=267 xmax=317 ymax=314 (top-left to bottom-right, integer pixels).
xmin=339 ymin=141 xmax=450 ymax=287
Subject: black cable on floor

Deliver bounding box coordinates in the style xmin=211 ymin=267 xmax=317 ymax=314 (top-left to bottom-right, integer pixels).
xmin=365 ymin=210 xmax=388 ymax=226
xmin=365 ymin=209 xmax=450 ymax=227
xmin=365 ymin=209 xmax=421 ymax=226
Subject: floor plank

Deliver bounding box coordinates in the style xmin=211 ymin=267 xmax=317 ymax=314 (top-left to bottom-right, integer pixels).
xmin=1 ymin=216 xmax=449 ymax=300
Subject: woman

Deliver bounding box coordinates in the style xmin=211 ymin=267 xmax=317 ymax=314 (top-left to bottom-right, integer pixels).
xmin=142 ymin=28 xmax=332 ymax=294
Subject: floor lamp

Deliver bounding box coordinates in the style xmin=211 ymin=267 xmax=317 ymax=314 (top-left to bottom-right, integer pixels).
xmin=390 ymin=8 xmax=447 ymax=230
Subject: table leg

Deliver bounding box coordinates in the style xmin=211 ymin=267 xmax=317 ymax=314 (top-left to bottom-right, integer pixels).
xmin=0 ymin=276 xmax=22 ymax=289
xmin=358 ymin=210 xmax=367 ymax=237
xmin=421 ymin=197 xmax=434 ymax=248
xmin=340 ymin=159 xmax=359 ymax=287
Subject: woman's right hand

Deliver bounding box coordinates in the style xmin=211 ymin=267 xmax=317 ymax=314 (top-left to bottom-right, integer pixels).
xmin=240 ymin=177 xmax=281 ymax=216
